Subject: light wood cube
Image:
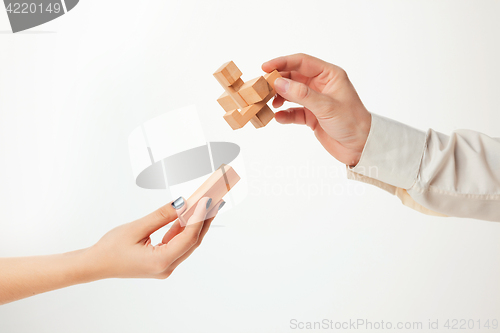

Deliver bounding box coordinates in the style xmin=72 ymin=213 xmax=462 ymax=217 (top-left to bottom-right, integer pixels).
xmin=238 ymin=76 xmax=270 ymax=105
xmin=213 ymin=61 xmax=243 ymax=87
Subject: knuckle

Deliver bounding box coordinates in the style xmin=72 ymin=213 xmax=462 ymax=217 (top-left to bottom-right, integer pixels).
xmin=293 ymin=52 xmax=312 ymax=65
xmin=156 ymin=205 xmax=174 ymax=221
xmin=335 ymin=67 xmax=349 ymax=81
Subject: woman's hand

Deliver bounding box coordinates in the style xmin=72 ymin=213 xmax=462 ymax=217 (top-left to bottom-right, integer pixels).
xmin=87 ymin=197 xmax=222 ymax=279
xmin=262 ymin=53 xmax=372 ymax=166
xmin=0 ymin=197 xmax=222 ymax=305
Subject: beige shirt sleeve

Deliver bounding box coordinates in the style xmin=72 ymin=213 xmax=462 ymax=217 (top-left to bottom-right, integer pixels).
xmin=347 ymin=113 xmax=500 ymax=222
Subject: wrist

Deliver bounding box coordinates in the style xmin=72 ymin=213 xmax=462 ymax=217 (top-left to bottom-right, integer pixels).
xmin=76 ymin=247 xmax=112 ymax=282
xmin=351 ymin=111 xmax=372 ymax=166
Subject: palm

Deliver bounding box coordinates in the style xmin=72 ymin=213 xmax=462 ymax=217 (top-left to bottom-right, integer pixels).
xmin=272 ymin=63 xmax=367 ymax=166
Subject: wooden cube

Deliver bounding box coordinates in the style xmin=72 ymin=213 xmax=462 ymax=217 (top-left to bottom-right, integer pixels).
xmin=225 ymin=101 xmax=268 ymax=130
xmin=214 ymin=62 xmax=280 ymax=130
xmin=264 ymin=70 xmax=282 ymax=95
xmin=261 ymin=88 xmax=276 ymax=105
xmin=179 ymin=164 xmax=240 ymax=227
xmin=240 ymin=102 xmax=265 ymax=120
xmin=217 ymin=78 xmax=246 ymax=111
xmin=238 ymin=76 xmax=270 ymax=105
xmin=223 ymin=110 xmax=245 ymax=130
xmin=229 ymin=89 xmax=277 ymax=129
xmin=250 ymin=104 xmax=275 ymax=128
xmin=217 ymin=92 xmax=239 ymax=112
xmin=231 ymin=78 xmax=244 ymax=90
xmin=226 ymin=87 xmax=248 ymax=109
xmin=213 ymin=61 xmax=242 ymax=87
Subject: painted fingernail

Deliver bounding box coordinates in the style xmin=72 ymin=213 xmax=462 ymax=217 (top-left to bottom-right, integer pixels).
xmin=171 ymin=197 xmax=185 ymax=210
xmin=206 ymin=198 xmax=212 ymax=210
xmin=218 ymin=201 xmax=226 ymax=211
xmin=274 ymin=78 xmax=289 ymax=94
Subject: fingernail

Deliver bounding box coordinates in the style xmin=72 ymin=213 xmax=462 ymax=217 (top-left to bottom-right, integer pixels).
xmin=206 ymin=198 xmax=212 ymax=210
xmin=218 ymin=201 xmax=226 ymax=211
xmin=171 ymin=197 xmax=185 ymax=210
xmin=274 ymin=78 xmax=289 ymax=94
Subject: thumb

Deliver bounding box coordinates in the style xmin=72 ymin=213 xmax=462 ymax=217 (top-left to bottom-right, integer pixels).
xmin=274 ymin=77 xmax=334 ymax=118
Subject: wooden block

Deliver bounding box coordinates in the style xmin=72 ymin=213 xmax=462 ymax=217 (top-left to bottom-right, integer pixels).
xmin=179 ymin=164 xmax=240 ymax=227
xmin=214 ymin=63 xmax=280 ymax=129
xmin=231 ymin=78 xmax=244 ymax=90
xmin=217 ymin=92 xmax=238 ymax=112
xmin=250 ymin=114 xmax=265 ymax=128
xmin=238 ymin=76 xmax=270 ymax=105
xmin=240 ymin=102 xmax=265 ymax=121
xmin=247 ymin=89 xmax=277 ymax=128
xmin=213 ymin=61 xmax=242 ymax=87
xmin=220 ymin=85 xmax=248 ymax=109
xmin=213 ymin=62 xmax=247 ymax=109
xmin=217 ymin=78 xmax=246 ymax=112
xmin=223 ymin=110 xmax=245 ymax=129
xmin=250 ymin=104 xmax=274 ymax=128
xmin=264 ymin=70 xmax=282 ymax=95
xmin=224 ymin=102 xmax=267 ymax=130
xmin=224 ymin=88 xmax=277 ymax=130
xmin=261 ymin=88 xmax=276 ymax=105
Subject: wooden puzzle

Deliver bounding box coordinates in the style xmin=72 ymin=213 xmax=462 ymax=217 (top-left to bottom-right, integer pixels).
xmin=178 ymin=164 xmax=240 ymax=227
xmin=214 ymin=61 xmax=282 ymax=130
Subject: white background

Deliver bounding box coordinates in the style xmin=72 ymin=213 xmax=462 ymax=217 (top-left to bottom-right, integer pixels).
xmin=1 ymin=1 xmax=499 ymax=332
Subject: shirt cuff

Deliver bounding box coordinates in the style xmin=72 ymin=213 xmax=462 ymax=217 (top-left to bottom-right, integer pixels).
xmin=346 ymin=168 xmax=447 ymax=217
xmin=350 ymin=113 xmax=427 ymax=189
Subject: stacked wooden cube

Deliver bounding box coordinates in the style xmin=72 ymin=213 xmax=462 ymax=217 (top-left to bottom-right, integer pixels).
xmin=178 ymin=164 xmax=240 ymax=227
xmin=214 ymin=61 xmax=282 ymax=129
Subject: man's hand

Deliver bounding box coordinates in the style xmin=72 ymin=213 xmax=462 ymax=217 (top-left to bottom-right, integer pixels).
xmin=262 ymin=53 xmax=372 ymax=166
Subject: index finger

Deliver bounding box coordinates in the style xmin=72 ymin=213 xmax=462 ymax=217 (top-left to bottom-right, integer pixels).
xmin=159 ymin=197 xmax=211 ymax=265
xmin=161 ymin=200 xmax=224 ymax=277
xmin=262 ymin=53 xmax=332 ymax=78
xmin=132 ymin=202 xmax=179 ymax=238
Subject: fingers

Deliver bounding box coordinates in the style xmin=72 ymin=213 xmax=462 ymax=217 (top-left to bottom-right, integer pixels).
xmin=275 ymin=108 xmax=319 ymax=130
xmin=160 ymin=197 xmax=187 ymax=244
xmin=272 ymin=94 xmax=286 ymax=108
xmin=279 ymin=70 xmax=311 ymax=85
xmin=171 ymin=196 xmax=187 ymax=215
xmin=262 ymin=53 xmax=333 ymax=77
xmin=158 ymin=197 xmax=211 ymax=265
xmin=272 ymin=71 xmax=310 ymax=108
xmin=186 ymin=197 xmax=212 ymax=226
xmin=133 ymin=200 xmax=180 ymax=238
xmin=274 ymin=78 xmax=335 ymax=119
xmin=161 ymin=220 xmax=182 ymax=245
xmin=162 ymin=198 xmax=224 ymax=244
xmin=163 ymin=200 xmax=224 ymax=276
xmin=198 ymin=200 xmax=223 ymax=240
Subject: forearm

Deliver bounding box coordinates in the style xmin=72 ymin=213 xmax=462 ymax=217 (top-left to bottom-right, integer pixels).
xmin=0 ymin=200 xmax=214 ymax=305
xmin=0 ymin=248 xmax=99 ymax=305
xmin=406 ymin=128 xmax=500 ymax=221
xmin=349 ymin=113 xmax=500 ymax=221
